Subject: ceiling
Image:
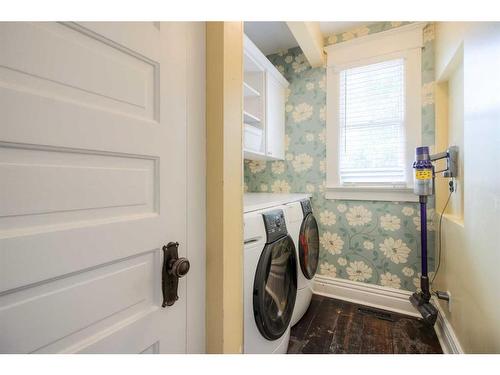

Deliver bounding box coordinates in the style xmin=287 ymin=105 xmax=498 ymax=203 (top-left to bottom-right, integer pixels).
xmin=244 ymin=21 xmax=371 ymax=56
xmin=244 ymin=22 xmax=298 ymax=56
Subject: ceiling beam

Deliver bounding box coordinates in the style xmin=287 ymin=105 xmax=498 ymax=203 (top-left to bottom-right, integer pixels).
xmin=286 ymin=22 xmax=326 ymax=67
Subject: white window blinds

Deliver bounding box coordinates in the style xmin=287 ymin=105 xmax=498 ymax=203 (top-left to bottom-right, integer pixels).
xmin=338 ymin=58 xmax=406 ymax=186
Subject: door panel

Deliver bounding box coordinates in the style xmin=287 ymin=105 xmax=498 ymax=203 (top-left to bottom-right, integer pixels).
xmin=0 ymin=22 xmax=197 ymax=353
xmin=0 ymin=145 xmax=156 ymax=222
xmin=0 ymin=22 xmax=158 ymax=121
xmin=1 ymin=253 xmax=155 ymax=353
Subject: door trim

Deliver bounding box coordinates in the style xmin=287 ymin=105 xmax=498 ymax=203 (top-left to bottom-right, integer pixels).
xmin=184 ymin=22 xmax=206 ymax=354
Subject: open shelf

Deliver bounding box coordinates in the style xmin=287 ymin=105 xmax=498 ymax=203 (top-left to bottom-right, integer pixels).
xmin=244 ymin=52 xmax=264 ymax=73
xmin=244 ymin=121 xmax=262 ymax=130
xmin=243 ymin=148 xmax=267 ymax=160
xmin=243 ymin=110 xmax=261 ymax=124
xmin=242 ymin=34 xmax=288 ymax=162
xmin=244 ymin=82 xmax=261 ymax=97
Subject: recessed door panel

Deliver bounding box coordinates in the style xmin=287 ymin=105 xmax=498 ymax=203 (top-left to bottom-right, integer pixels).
xmin=0 ymin=22 xmax=157 ymax=120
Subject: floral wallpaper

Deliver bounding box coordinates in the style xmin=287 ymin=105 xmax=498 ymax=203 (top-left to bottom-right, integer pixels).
xmin=244 ymin=22 xmax=437 ymax=292
xmin=323 ymin=21 xmax=412 ymax=45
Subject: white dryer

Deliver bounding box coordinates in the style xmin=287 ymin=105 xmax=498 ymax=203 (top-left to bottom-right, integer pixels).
xmin=285 ymin=198 xmax=319 ymax=326
xmin=244 ymin=205 xmax=297 ymax=354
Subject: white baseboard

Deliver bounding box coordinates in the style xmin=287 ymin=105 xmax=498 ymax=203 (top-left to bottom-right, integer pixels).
xmin=313 ymin=275 xmax=463 ymax=354
xmin=432 ymin=297 xmax=464 ymax=354
xmin=313 ymin=275 xmax=421 ymax=318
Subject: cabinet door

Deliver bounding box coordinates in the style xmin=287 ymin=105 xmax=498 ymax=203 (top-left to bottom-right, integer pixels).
xmin=265 ymin=73 xmax=285 ymax=160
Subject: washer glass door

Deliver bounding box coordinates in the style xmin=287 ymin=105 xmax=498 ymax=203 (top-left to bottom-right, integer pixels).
xmin=253 ymin=235 xmax=297 ymax=340
xmin=299 ymin=213 xmax=319 ymax=279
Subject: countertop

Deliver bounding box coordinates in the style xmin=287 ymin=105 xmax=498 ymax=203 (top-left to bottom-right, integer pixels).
xmin=244 ymin=193 xmax=312 ymax=213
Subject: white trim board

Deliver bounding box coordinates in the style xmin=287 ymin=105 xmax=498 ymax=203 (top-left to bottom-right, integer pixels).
xmin=325 ymin=186 xmax=419 ymax=203
xmin=432 ymin=297 xmax=464 ymax=354
xmin=324 ymin=22 xmax=427 ymax=67
xmin=287 ymin=22 xmax=325 ymax=68
xmin=313 ymin=275 xmax=463 ymax=354
xmin=313 ymin=275 xmax=420 ymax=318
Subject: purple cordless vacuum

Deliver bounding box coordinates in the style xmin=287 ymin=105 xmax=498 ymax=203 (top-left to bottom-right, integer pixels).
xmin=410 ymin=145 xmax=458 ymax=326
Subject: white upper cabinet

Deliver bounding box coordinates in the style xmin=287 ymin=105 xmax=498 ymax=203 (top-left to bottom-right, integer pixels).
xmin=265 ymin=73 xmax=286 ymax=159
xmin=243 ymin=35 xmax=289 ymax=161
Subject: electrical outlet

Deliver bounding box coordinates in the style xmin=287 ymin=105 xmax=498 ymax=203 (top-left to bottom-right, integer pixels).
xmin=436 ymin=290 xmax=452 ymax=313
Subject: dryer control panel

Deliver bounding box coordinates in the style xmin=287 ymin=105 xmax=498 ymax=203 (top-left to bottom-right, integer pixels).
xmin=300 ymin=199 xmax=312 ymax=216
xmin=262 ymin=209 xmax=288 ymax=243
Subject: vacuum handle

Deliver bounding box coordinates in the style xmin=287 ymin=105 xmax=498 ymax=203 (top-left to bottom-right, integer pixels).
xmin=419 ymin=197 xmax=428 ymax=277
xmin=419 ymin=197 xmax=431 ymax=303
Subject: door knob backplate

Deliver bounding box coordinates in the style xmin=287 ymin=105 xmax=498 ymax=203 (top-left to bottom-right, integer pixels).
xmin=162 ymin=242 xmax=190 ymax=307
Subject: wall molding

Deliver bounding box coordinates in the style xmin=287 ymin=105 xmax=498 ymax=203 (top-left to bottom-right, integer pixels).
xmin=313 ymin=275 xmax=463 ymax=353
xmin=325 ymin=22 xmax=427 ymax=67
xmin=432 ymin=297 xmax=464 ymax=354
xmin=313 ymin=275 xmax=420 ymax=317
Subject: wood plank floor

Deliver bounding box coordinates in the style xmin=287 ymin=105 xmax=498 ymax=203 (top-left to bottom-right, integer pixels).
xmin=287 ymin=294 xmax=443 ymax=354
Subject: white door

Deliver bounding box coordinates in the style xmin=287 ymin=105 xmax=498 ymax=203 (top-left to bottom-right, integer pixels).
xmin=0 ymin=22 xmax=205 ymax=353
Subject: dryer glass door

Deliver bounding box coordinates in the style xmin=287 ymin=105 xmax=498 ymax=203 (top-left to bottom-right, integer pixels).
xmin=253 ymin=235 xmax=297 ymax=341
xmin=299 ymin=213 xmax=319 ymax=279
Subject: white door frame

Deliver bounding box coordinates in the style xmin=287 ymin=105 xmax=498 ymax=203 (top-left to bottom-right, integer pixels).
xmin=183 ymin=22 xmax=206 ymax=353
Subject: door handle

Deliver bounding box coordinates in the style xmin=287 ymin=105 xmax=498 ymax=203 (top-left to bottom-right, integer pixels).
xmin=162 ymin=242 xmax=190 ymax=307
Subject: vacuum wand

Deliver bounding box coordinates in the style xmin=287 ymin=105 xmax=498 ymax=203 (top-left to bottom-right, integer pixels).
xmin=410 ymin=145 xmax=458 ymax=326
xmin=419 ymin=196 xmax=431 ymax=301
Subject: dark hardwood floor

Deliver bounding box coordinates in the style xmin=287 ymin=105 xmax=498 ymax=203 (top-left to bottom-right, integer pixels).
xmin=287 ymin=294 xmax=443 ymax=354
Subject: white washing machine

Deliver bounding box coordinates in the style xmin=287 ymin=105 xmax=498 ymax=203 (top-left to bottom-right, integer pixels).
xmin=285 ymin=198 xmax=319 ymax=326
xmin=244 ymin=198 xmax=298 ymax=354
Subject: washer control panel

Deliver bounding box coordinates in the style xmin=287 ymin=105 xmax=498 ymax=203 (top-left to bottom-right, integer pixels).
xmin=300 ymin=199 xmax=312 ymax=216
xmin=262 ymin=209 xmax=288 ymax=243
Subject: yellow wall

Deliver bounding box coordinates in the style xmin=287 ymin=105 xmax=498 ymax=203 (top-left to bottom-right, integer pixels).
xmin=205 ymin=22 xmax=244 ymax=353
xmin=434 ymin=22 xmax=500 ymax=353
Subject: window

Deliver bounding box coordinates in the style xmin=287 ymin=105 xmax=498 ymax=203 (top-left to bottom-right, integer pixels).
xmin=339 ymin=58 xmax=406 ymax=185
xmin=325 ymin=23 xmax=425 ymax=202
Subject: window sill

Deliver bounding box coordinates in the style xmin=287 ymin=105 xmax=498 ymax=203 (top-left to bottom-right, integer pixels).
xmin=325 ymin=185 xmax=418 ymax=202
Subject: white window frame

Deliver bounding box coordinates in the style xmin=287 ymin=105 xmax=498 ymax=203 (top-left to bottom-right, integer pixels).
xmin=325 ymin=23 xmax=426 ymax=202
